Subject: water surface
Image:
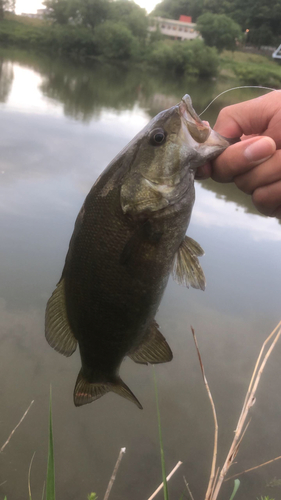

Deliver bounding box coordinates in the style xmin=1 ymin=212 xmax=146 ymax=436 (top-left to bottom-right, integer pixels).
xmin=0 ymin=49 xmax=280 ymax=500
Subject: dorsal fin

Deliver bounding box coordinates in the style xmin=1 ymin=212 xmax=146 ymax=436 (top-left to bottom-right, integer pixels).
xmin=74 ymin=370 xmax=143 ymax=409
xmin=129 ymin=320 xmax=173 ymax=365
xmin=45 ymin=278 xmax=77 ymax=357
xmin=172 ymin=236 xmax=206 ymax=291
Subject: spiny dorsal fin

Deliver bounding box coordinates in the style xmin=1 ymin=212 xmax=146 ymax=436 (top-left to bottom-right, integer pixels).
xmin=172 ymin=236 xmax=206 ymax=291
xmin=129 ymin=320 xmax=173 ymax=365
xmin=74 ymin=370 xmax=143 ymax=409
xmin=45 ymin=278 xmax=77 ymax=357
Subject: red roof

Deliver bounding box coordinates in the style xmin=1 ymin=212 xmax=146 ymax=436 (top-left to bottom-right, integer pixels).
xmin=179 ymin=15 xmax=192 ymax=23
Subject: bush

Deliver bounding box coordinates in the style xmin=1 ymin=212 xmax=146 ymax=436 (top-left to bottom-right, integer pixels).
xmin=148 ymin=39 xmax=219 ymax=78
xmin=233 ymin=64 xmax=281 ymax=87
xmin=197 ymin=13 xmax=242 ymax=52
xmin=93 ymin=20 xmax=139 ymax=60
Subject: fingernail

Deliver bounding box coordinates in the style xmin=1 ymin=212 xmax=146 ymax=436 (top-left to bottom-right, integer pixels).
xmin=244 ymin=137 xmax=276 ymax=162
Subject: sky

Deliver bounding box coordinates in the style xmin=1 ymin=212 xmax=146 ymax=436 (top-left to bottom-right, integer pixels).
xmin=15 ymin=0 xmax=160 ymax=15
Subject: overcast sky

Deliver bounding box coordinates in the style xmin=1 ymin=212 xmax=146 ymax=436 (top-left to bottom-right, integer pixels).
xmin=16 ymin=0 xmax=160 ymax=15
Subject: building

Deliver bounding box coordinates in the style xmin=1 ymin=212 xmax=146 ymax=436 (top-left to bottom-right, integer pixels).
xmin=149 ymin=16 xmax=201 ymax=41
xmin=21 ymin=8 xmax=48 ymax=19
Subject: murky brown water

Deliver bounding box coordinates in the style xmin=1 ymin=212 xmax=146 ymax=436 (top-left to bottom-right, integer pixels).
xmin=0 ymin=48 xmax=280 ymax=500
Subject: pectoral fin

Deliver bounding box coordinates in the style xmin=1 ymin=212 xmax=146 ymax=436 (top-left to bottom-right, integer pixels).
xmin=129 ymin=320 xmax=173 ymax=364
xmin=74 ymin=370 xmax=142 ymax=409
xmin=172 ymin=236 xmax=206 ymax=290
xmin=45 ymin=278 xmax=77 ymax=357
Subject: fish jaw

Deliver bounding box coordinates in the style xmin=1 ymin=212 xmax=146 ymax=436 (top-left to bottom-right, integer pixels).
xmin=178 ymin=94 xmax=232 ymax=166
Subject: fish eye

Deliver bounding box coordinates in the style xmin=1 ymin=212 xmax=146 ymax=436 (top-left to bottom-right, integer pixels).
xmin=150 ymin=128 xmax=166 ymax=146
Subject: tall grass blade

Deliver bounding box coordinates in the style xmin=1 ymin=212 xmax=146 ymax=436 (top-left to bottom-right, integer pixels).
xmin=229 ymin=479 xmax=240 ymax=500
xmin=28 ymin=452 xmax=35 ymax=500
xmin=46 ymin=388 xmax=55 ymax=500
xmin=153 ymin=368 xmax=169 ymax=500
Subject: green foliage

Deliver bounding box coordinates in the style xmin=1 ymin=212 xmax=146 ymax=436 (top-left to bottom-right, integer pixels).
xmin=151 ymin=0 xmax=281 ymax=48
xmin=148 ymin=39 xmax=219 ymax=78
xmin=220 ymin=50 xmax=281 ymax=87
xmin=229 ymin=479 xmax=240 ymax=500
xmin=197 ymin=13 xmax=242 ymax=52
xmin=0 ymin=19 xmax=98 ymax=56
xmin=233 ymin=63 xmax=281 ymax=87
xmin=108 ymin=1 xmax=148 ymax=41
xmin=257 ymin=497 xmax=275 ymax=500
xmin=43 ymin=0 xmax=110 ymax=28
xmin=0 ymin=0 xmax=15 ymax=21
xmin=43 ymin=0 xmax=148 ymax=41
xmin=87 ymin=494 xmax=98 ymax=500
xmin=46 ymin=389 xmax=55 ymax=500
xmin=93 ymin=20 xmax=138 ymax=60
xmin=152 ymin=0 xmax=204 ymax=22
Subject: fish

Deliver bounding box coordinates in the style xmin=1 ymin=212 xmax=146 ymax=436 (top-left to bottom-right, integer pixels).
xmin=45 ymin=94 xmax=232 ymax=409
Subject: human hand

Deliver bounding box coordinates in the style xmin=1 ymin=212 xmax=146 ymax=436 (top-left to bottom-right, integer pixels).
xmin=196 ymin=91 xmax=281 ymax=219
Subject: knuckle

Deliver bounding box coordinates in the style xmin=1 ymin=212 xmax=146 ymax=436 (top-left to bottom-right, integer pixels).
xmin=234 ymin=175 xmax=252 ymax=194
xmin=252 ymin=188 xmax=272 ymax=216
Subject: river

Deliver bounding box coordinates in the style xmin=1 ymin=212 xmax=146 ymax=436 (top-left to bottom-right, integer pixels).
xmin=0 ymin=48 xmax=280 ymax=500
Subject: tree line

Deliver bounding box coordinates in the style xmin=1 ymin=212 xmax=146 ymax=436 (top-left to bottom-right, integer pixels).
xmin=152 ymin=0 xmax=281 ymax=46
xmin=0 ymin=0 xmax=280 ymax=76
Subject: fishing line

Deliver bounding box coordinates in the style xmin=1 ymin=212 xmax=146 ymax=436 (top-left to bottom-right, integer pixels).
xmin=199 ymin=85 xmax=277 ymax=116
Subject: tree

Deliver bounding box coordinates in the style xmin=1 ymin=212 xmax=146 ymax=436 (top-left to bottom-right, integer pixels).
xmin=152 ymin=0 xmax=204 ymax=22
xmin=43 ymin=0 xmax=110 ymax=27
xmin=93 ymin=20 xmax=138 ymax=60
xmin=0 ymin=0 xmax=15 ymax=21
xmin=43 ymin=0 xmax=78 ymax=24
xmin=108 ymin=1 xmax=148 ymax=40
xmin=197 ymin=13 xmax=242 ymax=52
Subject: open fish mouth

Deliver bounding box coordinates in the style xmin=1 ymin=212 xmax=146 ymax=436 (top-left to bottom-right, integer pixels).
xmin=179 ymin=94 xmax=212 ymax=144
xmin=179 ymin=93 xmax=234 ymax=152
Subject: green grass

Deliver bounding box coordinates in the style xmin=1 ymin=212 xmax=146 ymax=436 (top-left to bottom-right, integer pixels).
xmin=219 ymin=50 xmax=281 ymax=87
xmin=229 ymin=479 xmax=240 ymax=500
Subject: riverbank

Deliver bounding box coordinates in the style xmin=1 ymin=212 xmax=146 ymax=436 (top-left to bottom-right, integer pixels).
xmin=1 ymin=14 xmax=281 ymax=87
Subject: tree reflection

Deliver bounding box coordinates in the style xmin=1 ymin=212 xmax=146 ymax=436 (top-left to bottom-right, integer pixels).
xmin=40 ymin=61 xmax=145 ymax=121
xmin=0 ymin=58 xmax=14 ymax=102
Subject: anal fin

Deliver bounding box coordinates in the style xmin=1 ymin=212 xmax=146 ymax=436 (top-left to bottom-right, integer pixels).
xmin=129 ymin=320 xmax=173 ymax=365
xmin=74 ymin=370 xmax=143 ymax=409
xmin=172 ymin=235 xmax=206 ymax=291
xmin=45 ymin=278 xmax=77 ymax=357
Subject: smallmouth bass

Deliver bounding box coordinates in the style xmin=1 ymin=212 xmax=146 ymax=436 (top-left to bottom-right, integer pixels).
xmin=45 ymin=95 xmax=232 ymax=409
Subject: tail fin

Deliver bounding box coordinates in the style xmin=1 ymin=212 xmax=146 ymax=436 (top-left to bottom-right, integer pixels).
xmin=74 ymin=369 xmax=143 ymax=409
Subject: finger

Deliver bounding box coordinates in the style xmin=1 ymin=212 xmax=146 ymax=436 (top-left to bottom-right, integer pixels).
xmin=195 ymin=162 xmax=212 ymax=180
xmin=252 ymin=179 xmax=281 ymax=217
xmin=234 ymin=150 xmax=281 ymax=194
xmin=211 ymin=136 xmax=276 ymax=183
xmin=213 ymin=91 xmax=281 ymax=143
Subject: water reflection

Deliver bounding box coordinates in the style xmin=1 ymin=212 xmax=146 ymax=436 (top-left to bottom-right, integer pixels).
xmin=0 ymin=59 xmax=13 ymax=103
xmin=0 ymin=48 xmax=280 ymax=500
